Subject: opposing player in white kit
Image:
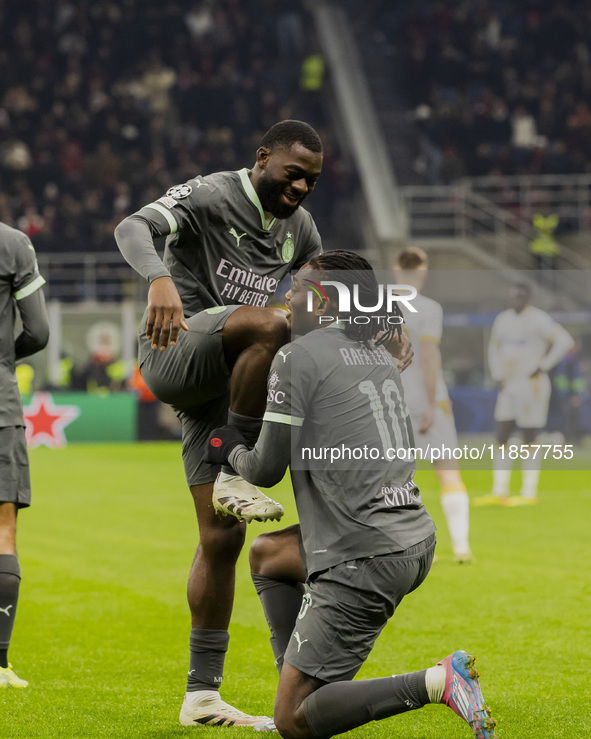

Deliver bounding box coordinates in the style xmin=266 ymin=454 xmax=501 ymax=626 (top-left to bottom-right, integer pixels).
xmin=394 ymin=248 xmax=472 ymax=563
xmin=478 ymin=283 xmax=574 ymax=506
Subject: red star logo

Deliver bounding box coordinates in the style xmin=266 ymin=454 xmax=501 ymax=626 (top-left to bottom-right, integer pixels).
xmin=22 ymin=392 xmax=80 ymax=449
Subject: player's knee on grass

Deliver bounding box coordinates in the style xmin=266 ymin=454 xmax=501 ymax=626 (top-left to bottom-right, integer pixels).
xmin=274 ymin=660 xmax=323 ymax=739
xmin=274 ymin=699 xmax=314 ymax=739
xmin=222 ymin=307 xmax=289 ymax=365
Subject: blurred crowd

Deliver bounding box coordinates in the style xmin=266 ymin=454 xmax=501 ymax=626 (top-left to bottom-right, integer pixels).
xmin=0 ymin=0 xmax=342 ymax=253
xmin=6 ymin=0 xmax=590 ymax=255
xmin=369 ymin=0 xmax=591 ymax=183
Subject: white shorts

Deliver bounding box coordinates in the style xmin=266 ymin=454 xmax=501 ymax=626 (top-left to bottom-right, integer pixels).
xmin=409 ymin=400 xmax=459 ymax=453
xmin=494 ymin=373 xmax=551 ymax=429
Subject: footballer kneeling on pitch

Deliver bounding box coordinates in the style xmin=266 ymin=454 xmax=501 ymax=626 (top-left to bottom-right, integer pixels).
xmin=207 ymin=251 xmax=497 ymax=738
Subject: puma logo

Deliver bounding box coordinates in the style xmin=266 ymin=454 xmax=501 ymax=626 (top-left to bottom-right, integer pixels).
xmin=0 ymin=605 xmax=13 ymax=617
xmin=229 ymin=227 xmax=247 ymax=247
xmin=293 ymin=631 xmax=308 ymax=653
xmin=277 ymin=350 xmax=291 ymax=363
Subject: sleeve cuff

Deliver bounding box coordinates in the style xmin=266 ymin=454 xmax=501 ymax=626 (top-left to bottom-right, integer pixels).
xmin=14 ymin=275 xmax=46 ymax=300
xmin=263 ymin=411 xmax=304 ymax=426
xmin=148 ymin=268 xmax=173 ymax=283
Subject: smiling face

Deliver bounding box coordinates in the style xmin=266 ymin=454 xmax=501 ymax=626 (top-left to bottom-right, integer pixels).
xmin=253 ymin=143 xmax=323 ymax=219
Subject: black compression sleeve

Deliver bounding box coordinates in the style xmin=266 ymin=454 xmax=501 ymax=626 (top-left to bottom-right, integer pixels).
xmin=228 ymin=421 xmax=291 ymax=488
xmin=15 ymin=289 xmax=50 ymax=360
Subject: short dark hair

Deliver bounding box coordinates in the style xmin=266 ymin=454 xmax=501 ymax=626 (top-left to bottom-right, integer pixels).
xmin=261 ymin=120 xmax=323 ymax=154
xmin=396 ymin=246 xmax=428 ymax=270
xmin=307 ymin=250 xmax=402 ymax=345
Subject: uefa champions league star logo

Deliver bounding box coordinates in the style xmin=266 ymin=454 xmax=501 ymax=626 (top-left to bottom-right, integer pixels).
xmin=166 ymin=184 xmax=192 ymax=199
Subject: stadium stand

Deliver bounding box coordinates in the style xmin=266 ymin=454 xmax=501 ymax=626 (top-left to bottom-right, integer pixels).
xmin=0 ymin=0 xmax=343 ymax=256
xmin=353 ymin=0 xmax=591 ymax=183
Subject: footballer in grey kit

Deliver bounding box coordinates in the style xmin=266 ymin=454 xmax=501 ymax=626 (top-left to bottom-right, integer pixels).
xmin=132 ymin=168 xmax=321 ymax=317
xmin=0 ymin=222 xmax=49 ymax=689
xmin=131 ymin=167 xmax=321 ymax=372
xmin=114 ymin=121 xmax=324 ymax=729
xmin=206 ymin=251 xmax=497 ymax=739
xmin=234 ymin=329 xmax=433 ymax=577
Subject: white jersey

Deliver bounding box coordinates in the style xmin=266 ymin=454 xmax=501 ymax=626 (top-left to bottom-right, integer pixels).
xmin=488 ymin=306 xmax=572 ymax=383
xmin=400 ymin=293 xmax=449 ymax=419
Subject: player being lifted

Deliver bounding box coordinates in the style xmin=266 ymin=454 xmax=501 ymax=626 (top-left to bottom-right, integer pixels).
xmin=115 ymin=121 xmax=411 ymax=727
xmin=394 ymin=247 xmax=473 ymax=563
xmin=206 ymin=250 xmax=497 ymax=739
xmin=478 ymin=283 xmax=574 ymax=506
xmin=0 ymin=222 xmax=49 ymax=688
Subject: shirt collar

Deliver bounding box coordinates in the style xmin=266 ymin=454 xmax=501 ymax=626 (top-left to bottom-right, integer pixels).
xmin=237 ymin=168 xmax=277 ymax=230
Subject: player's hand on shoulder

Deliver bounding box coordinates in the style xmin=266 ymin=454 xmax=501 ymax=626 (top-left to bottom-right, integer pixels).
xmin=147 ymin=276 xmax=189 ymax=350
xmin=396 ymin=332 xmax=414 ymax=372
xmin=380 ymin=330 xmax=414 ymax=372
xmin=206 ymin=426 xmax=248 ymax=465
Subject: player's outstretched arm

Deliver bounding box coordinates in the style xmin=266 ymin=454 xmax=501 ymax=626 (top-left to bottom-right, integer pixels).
xmin=207 ymin=421 xmax=291 ymax=489
xmin=15 ymin=289 xmax=50 ymax=360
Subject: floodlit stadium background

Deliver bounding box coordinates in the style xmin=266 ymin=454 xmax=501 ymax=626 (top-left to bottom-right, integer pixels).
xmin=3 ymin=2 xmax=590 ymax=737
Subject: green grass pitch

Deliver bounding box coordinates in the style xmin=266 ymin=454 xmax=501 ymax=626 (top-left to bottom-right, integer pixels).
xmin=1 ymin=443 xmax=589 ymax=738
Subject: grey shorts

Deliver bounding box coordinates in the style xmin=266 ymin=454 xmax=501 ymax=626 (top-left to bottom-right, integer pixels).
xmin=0 ymin=426 xmax=31 ymax=508
xmin=284 ymin=534 xmax=436 ymax=683
xmin=138 ymin=305 xmax=241 ymax=486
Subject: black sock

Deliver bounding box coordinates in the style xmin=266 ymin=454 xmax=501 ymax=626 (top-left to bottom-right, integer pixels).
xmin=222 ymin=411 xmax=263 ymax=475
xmin=303 ymin=670 xmax=429 ymax=737
xmin=186 ymin=628 xmax=229 ymax=692
xmin=252 ymin=574 xmax=304 ymax=673
xmin=0 ymin=555 xmax=21 ymax=669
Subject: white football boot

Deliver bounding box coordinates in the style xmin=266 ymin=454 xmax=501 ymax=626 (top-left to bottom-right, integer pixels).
xmin=179 ymin=690 xmax=275 ymax=730
xmin=0 ymin=664 xmax=28 ymax=688
xmin=212 ymin=472 xmax=284 ymax=523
